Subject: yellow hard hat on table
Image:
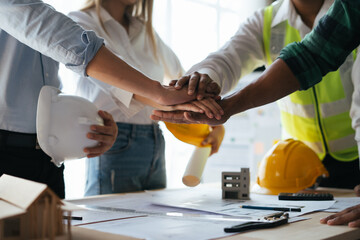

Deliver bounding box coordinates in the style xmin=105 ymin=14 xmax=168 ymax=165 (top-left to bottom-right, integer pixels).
xmin=252 ymin=139 xmax=329 ymax=195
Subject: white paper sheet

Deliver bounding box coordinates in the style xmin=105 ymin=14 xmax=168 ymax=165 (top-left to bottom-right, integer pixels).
xmin=149 ymin=186 xmax=335 ymax=218
xmin=324 ymin=197 xmax=360 ymax=212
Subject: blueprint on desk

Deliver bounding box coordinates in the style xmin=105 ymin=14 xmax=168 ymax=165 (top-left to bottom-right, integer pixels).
xmin=67 ymin=186 xmax=335 ymax=240
xmin=150 ymin=187 xmax=335 ymax=218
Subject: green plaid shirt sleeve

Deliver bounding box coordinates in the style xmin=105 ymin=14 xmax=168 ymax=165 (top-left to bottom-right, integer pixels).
xmin=279 ymin=0 xmax=360 ymax=90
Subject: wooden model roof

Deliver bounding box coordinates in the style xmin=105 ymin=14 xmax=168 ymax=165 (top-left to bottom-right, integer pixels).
xmin=0 ymin=174 xmax=60 ymax=220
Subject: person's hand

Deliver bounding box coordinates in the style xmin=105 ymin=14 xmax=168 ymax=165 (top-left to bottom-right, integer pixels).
xmin=158 ymin=98 xmax=224 ymax=119
xmin=167 ymin=97 xmax=223 ymax=120
xmin=156 ymin=84 xmax=197 ymax=106
xmin=169 ymin=72 xmax=221 ymax=100
xmin=135 ymin=95 xmax=223 ymax=118
xmin=186 ymin=98 xmax=224 ymax=120
xmin=355 ymin=184 xmax=360 ymax=196
xmin=84 ymin=110 xmax=118 ymax=158
xmin=135 ymin=94 xmax=205 ymax=114
xmin=151 ymin=97 xmax=233 ymax=126
xmin=320 ymin=204 xmax=360 ymax=227
xmin=201 ymin=125 xmax=225 ymax=155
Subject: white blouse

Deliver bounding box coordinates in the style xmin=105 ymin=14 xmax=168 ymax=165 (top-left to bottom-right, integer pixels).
xmin=68 ymin=7 xmax=184 ymax=124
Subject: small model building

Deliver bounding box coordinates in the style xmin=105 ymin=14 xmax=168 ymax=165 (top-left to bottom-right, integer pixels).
xmin=0 ymin=174 xmax=72 ymax=240
xmin=222 ymin=168 xmax=250 ymax=200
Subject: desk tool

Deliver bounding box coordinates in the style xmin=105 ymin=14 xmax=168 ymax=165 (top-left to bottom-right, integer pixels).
xmin=224 ymin=212 xmax=289 ymax=233
xmin=278 ymin=192 xmax=334 ymax=201
xmin=63 ymin=216 xmax=83 ymax=220
xmin=240 ymin=205 xmax=301 ymax=212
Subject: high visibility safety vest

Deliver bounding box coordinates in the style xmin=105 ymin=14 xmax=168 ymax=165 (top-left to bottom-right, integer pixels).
xmin=263 ymin=3 xmax=358 ymax=161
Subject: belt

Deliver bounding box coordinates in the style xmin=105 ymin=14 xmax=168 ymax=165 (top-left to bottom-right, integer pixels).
xmin=0 ymin=130 xmax=39 ymax=149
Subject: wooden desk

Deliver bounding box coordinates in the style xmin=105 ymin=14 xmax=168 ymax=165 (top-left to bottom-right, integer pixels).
xmin=57 ymin=227 xmax=139 ymax=240
xmin=64 ymin=188 xmax=360 ymax=240
xmin=222 ymin=212 xmax=360 ymax=240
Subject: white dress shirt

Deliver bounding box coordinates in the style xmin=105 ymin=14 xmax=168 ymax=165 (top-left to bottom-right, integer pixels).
xmin=186 ymin=0 xmax=334 ymax=95
xmin=68 ymin=8 xmax=184 ymax=124
xmin=351 ymin=54 xmax=360 ymax=159
xmin=0 ymin=0 xmax=104 ymax=133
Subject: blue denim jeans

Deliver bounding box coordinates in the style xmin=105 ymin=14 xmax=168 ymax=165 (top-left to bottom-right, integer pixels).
xmin=85 ymin=122 xmax=166 ymax=196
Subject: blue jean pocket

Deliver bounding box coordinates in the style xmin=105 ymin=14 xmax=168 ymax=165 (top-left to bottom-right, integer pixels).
xmin=106 ymin=129 xmax=131 ymax=154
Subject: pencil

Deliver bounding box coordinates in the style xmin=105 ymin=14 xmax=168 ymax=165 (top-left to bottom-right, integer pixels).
xmin=240 ymin=205 xmax=301 ymax=212
xmin=62 ymin=216 xmax=83 ymax=220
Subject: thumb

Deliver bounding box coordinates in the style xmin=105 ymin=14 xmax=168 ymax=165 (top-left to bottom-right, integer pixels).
xmin=202 ymin=135 xmax=215 ymax=146
xmin=202 ymin=139 xmax=209 ymax=145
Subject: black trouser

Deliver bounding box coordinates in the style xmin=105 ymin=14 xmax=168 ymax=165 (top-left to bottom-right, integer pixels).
xmin=319 ymin=154 xmax=360 ymax=189
xmin=0 ymin=130 xmax=65 ymax=198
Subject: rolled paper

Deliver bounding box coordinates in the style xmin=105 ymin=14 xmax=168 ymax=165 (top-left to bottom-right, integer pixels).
xmin=182 ymin=146 xmax=211 ymax=187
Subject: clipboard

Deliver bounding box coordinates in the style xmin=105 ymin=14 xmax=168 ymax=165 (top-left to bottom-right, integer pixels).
xmin=224 ymin=212 xmax=289 ymax=233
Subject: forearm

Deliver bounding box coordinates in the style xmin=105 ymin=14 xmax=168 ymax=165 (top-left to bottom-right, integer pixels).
xmin=86 ymin=46 xmax=163 ymax=103
xmin=279 ymin=0 xmax=360 ymax=90
xmin=224 ymin=59 xmax=300 ymax=115
xmin=133 ymin=95 xmax=169 ymax=110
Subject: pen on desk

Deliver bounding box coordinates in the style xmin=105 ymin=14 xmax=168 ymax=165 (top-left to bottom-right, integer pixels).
xmin=62 ymin=216 xmax=83 ymax=220
xmin=240 ymin=205 xmax=301 ymax=212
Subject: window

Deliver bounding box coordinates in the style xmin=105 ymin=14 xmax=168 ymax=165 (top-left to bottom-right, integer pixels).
xmin=153 ymin=0 xmax=270 ymax=70
xmin=43 ymin=0 xmax=280 ymax=199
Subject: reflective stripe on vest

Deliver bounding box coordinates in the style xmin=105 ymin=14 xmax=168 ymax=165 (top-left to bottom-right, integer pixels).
xmin=263 ymin=4 xmax=357 ymax=161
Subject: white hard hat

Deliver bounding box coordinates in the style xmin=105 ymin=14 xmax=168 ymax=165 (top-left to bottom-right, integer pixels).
xmin=36 ymin=86 xmax=104 ymax=166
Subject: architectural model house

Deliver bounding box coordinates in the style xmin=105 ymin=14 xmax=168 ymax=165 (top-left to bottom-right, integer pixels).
xmin=222 ymin=168 xmax=250 ymax=200
xmin=0 ymin=174 xmax=72 ymax=240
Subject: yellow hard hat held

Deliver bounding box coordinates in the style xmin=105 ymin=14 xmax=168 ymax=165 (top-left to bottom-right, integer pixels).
xmin=164 ymin=122 xmax=211 ymax=147
xmin=252 ymin=139 xmax=329 ymax=195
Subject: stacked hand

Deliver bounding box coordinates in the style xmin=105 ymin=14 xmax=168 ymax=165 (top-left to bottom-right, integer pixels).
xmin=154 ymin=72 xmax=232 ymax=124
xmin=155 ymin=95 xmax=224 ymax=121
xmin=169 ymin=71 xmax=221 ymax=100
xmin=151 ymin=96 xmax=234 ymax=126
